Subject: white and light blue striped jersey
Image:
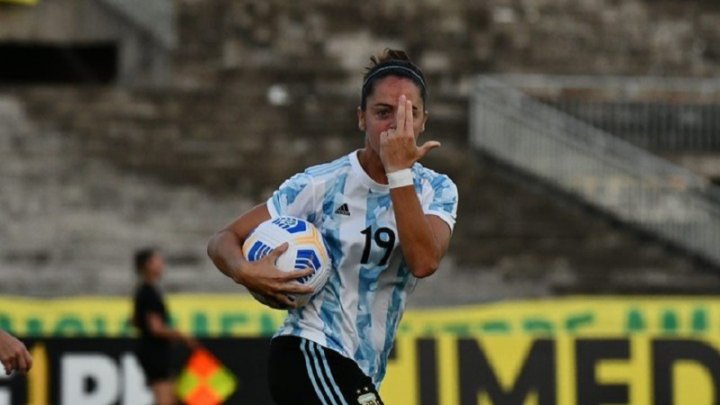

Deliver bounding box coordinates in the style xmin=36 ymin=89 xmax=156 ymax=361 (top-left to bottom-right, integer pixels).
xmin=266 ymin=150 xmax=458 ymax=387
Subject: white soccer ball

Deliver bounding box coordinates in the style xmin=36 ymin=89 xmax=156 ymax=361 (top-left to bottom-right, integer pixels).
xmin=242 ymin=216 xmax=331 ymax=307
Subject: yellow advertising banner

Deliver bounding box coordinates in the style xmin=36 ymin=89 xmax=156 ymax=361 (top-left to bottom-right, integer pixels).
xmin=2 ymin=295 xmax=720 ymax=404
xmin=381 ymin=335 xmax=720 ymax=405
xmin=1 ymin=295 xmax=718 ymax=338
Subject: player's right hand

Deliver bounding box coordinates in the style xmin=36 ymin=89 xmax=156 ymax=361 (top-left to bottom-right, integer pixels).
xmin=379 ymin=94 xmax=440 ymax=173
xmin=0 ymin=330 xmax=32 ymax=375
xmin=234 ymin=243 xmax=314 ymax=308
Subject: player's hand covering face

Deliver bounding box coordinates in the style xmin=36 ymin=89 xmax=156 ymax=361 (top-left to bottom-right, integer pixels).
xmin=359 ymin=76 xmax=439 ymax=172
xmin=379 ymin=94 xmax=440 ymax=172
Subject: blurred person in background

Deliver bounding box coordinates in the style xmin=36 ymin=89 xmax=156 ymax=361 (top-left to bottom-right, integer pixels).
xmin=0 ymin=330 xmax=32 ymax=376
xmin=208 ymin=49 xmax=458 ymax=405
xmin=132 ymin=248 xmax=198 ymax=405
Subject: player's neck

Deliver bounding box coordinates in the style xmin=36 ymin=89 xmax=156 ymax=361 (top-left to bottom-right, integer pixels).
xmin=357 ymin=147 xmax=388 ymax=185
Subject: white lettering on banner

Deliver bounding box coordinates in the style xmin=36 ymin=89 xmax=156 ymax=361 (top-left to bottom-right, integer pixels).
xmin=121 ymin=354 xmax=153 ymax=405
xmin=61 ymin=354 xmax=119 ymax=405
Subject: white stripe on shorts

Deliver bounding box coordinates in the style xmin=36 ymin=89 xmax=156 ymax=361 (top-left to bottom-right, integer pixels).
xmin=300 ymin=339 xmax=331 ymax=405
xmin=308 ymin=341 xmax=341 ymax=404
xmin=313 ymin=342 xmax=348 ymax=405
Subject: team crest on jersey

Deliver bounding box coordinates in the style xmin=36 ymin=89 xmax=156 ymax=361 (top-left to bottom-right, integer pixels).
xmin=272 ymin=217 xmax=307 ymax=234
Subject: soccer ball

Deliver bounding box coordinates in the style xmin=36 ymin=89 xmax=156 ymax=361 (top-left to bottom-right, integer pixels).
xmin=242 ymin=216 xmax=331 ymax=307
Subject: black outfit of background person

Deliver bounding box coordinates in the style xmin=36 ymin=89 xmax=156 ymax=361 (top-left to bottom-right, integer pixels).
xmin=133 ymin=282 xmax=172 ymax=384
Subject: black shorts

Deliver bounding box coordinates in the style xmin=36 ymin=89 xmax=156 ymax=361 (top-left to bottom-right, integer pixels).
xmin=136 ymin=342 xmax=173 ymax=385
xmin=268 ymin=336 xmax=384 ymax=405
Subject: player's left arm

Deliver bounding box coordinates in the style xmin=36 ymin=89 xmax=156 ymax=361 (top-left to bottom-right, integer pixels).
xmin=381 ymin=94 xmax=450 ymax=278
xmin=389 ymin=187 xmax=452 ymax=278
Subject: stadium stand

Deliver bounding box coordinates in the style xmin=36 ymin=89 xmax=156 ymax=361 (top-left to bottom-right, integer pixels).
xmin=2 ymin=0 xmax=720 ymax=302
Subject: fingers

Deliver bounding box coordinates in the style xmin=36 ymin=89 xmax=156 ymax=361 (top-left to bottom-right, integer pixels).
xmin=417 ymin=140 xmax=442 ymax=160
xmin=276 ymin=269 xmax=314 ymax=294
xmin=265 ymin=295 xmax=292 ymax=310
xmin=265 ymin=299 xmax=287 ymax=310
xmin=248 ymin=243 xmax=318 ymax=308
xmin=396 ymin=94 xmax=406 ymax=133
xmin=2 ymin=357 xmax=15 ymax=375
xmin=380 ymin=130 xmax=396 ymax=147
xmin=271 ymin=293 xmax=297 ymax=309
xmin=282 ymin=282 xmax=315 ymax=295
xmin=405 ymin=97 xmax=413 ymax=131
xmin=24 ymin=351 xmax=32 ymax=372
xmin=265 ymin=242 xmax=288 ymax=263
xmin=395 ymin=94 xmax=414 ymax=136
xmin=267 ymin=273 xmax=314 ymax=305
xmin=280 ymin=267 xmax=313 ymax=281
xmin=0 ymin=338 xmax=31 ymax=375
xmin=379 ymin=130 xmax=388 ymax=141
xmin=24 ymin=351 xmax=32 ymax=373
xmin=16 ymin=352 xmax=27 ymax=374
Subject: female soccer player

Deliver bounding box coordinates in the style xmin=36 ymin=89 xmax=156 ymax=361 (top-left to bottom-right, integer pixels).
xmin=208 ymin=49 xmax=458 ymax=404
xmin=132 ymin=248 xmax=198 ymax=405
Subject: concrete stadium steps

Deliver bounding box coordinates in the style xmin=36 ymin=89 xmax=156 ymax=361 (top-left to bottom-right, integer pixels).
xmin=4 ymin=83 xmax=719 ymax=299
xmin=444 ymin=154 xmax=720 ymax=294
xmin=471 ymin=78 xmax=720 ymax=275
xmin=0 ymin=95 xmax=256 ymax=296
xmin=3 ymin=0 xmax=720 ymax=303
xmin=13 ymin=85 xmax=349 ymax=193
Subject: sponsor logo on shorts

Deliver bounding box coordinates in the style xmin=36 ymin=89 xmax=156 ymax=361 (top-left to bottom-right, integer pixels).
xmin=357 ymin=392 xmax=380 ymax=405
xmin=356 ymin=386 xmax=380 ymax=405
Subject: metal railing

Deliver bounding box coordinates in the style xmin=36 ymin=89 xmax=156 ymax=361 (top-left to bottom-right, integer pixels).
xmin=492 ymin=75 xmax=720 ymax=151
xmin=470 ymin=77 xmax=720 ymax=266
xmin=547 ymin=101 xmax=720 ymax=151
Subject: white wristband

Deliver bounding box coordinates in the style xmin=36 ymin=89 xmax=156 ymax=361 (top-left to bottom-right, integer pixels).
xmin=387 ymin=168 xmax=414 ymax=189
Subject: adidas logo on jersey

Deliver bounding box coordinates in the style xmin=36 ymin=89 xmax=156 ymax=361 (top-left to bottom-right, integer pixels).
xmin=334 ymin=203 xmax=351 ymax=216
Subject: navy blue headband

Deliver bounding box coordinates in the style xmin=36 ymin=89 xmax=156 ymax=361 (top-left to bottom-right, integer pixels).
xmin=362 ymin=64 xmax=426 ymax=91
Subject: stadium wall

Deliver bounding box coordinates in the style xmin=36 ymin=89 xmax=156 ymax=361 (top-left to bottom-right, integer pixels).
xmin=1 ymin=0 xmax=720 ymax=298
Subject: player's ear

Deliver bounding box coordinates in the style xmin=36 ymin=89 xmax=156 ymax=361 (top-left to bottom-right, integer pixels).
xmin=357 ymin=106 xmax=366 ymax=131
